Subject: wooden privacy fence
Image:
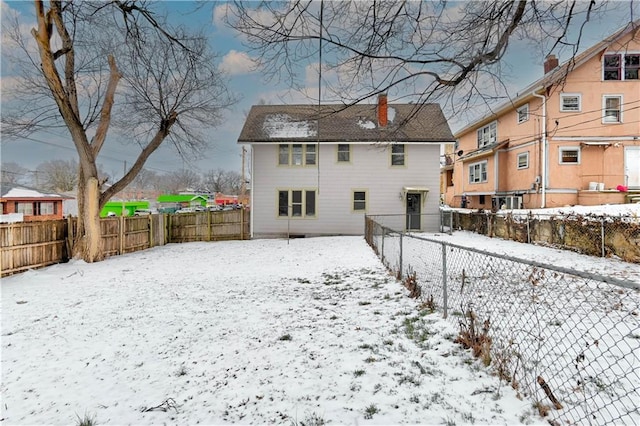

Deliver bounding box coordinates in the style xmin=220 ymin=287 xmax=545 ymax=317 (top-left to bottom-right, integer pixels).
xmin=1 ymin=209 xmax=250 ymax=277
xmin=0 ymin=220 xmax=68 ymax=276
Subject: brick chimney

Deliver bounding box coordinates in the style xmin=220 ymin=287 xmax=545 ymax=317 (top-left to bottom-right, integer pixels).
xmin=377 ymin=93 xmax=388 ymax=127
xmin=544 ymin=54 xmax=559 ymax=74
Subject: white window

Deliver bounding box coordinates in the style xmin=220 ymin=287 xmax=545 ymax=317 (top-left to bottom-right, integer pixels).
xmin=468 ymin=161 xmax=488 ymax=183
xmin=391 ymin=144 xmax=405 ymax=166
xmin=560 ymin=93 xmax=581 ymax=112
xmin=305 ymin=144 xmax=316 ymax=165
xmin=603 ymin=53 xmax=640 ymax=80
xmin=476 ymin=122 xmax=497 ymax=148
xmin=337 ymin=144 xmax=350 ymax=162
xmin=278 ymin=189 xmax=316 ymax=217
xmin=517 ymin=104 xmax=529 ymax=124
xmin=603 ymin=95 xmax=622 ymax=123
xmin=16 ymin=202 xmax=33 ymax=215
xmin=352 ymin=190 xmax=367 ymax=211
xmin=517 ymin=152 xmax=529 ymax=169
xmin=38 ymin=202 xmax=55 ymax=215
xmin=278 ymin=144 xmax=317 ymax=166
xmin=291 ymin=144 xmax=303 ymax=165
xmin=278 ymin=144 xmax=289 ymax=165
xmin=559 ymin=147 xmax=580 ymax=164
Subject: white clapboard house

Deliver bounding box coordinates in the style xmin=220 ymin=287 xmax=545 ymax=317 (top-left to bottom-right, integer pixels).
xmin=237 ymin=95 xmax=455 ymax=238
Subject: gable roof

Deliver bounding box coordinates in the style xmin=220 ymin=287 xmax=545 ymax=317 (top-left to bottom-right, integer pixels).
xmin=238 ymin=103 xmax=454 ymax=144
xmin=0 ymin=182 xmax=71 ymax=200
xmin=454 ymin=19 xmax=640 ymax=137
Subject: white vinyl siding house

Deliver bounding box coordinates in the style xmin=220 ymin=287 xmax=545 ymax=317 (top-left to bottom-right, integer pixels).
xmin=250 ymin=142 xmax=442 ymax=236
xmin=239 ymin=101 xmax=455 ymax=238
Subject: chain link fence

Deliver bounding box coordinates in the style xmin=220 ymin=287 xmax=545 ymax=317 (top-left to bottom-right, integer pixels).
xmin=365 ymin=216 xmax=640 ymax=425
xmin=441 ymin=209 xmax=640 ymax=263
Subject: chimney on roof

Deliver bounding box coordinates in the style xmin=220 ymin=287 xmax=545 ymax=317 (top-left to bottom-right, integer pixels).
xmin=378 ymin=93 xmax=388 ymax=127
xmin=544 ymin=54 xmax=559 ymax=74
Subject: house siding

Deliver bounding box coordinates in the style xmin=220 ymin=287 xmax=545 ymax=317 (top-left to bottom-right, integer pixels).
xmin=252 ymin=143 xmax=441 ymax=237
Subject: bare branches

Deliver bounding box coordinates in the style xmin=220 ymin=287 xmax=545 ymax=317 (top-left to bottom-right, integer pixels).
xmin=227 ymin=0 xmax=630 ymax=112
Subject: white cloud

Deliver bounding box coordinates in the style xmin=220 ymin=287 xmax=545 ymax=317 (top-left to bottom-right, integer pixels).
xmin=219 ymin=50 xmax=257 ymax=75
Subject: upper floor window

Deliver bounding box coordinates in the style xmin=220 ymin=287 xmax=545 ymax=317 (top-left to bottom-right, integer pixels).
xmin=517 ymin=104 xmax=529 ymax=124
xmin=468 ymin=161 xmax=488 ymax=183
xmin=391 ymin=144 xmax=405 ymax=166
xmin=476 ymin=122 xmax=497 ymax=148
xmin=517 ymin=152 xmax=529 ymax=169
xmin=337 ymin=144 xmax=351 ymax=162
xmin=603 ymin=53 xmax=640 ymax=80
xmin=560 ymin=93 xmax=581 ymax=112
xmin=279 ymin=144 xmax=316 ymax=166
xmin=559 ymin=147 xmax=580 ymax=164
xmin=603 ymin=95 xmax=622 ymax=123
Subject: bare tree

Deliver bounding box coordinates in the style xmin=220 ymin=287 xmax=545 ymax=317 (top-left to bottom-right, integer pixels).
xmin=202 ymin=169 xmax=243 ymax=194
xmin=163 ymin=169 xmax=202 ymax=194
xmin=36 ymin=159 xmax=78 ymax=192
xmin=226 ymin=1 xmax=630 ymax=115
xmin=2 ymin=1 xmax=235 ymax=262
xmin=1 ymin=162 xmax=30 ymax=185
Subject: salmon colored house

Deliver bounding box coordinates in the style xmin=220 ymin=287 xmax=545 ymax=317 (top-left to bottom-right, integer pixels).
xmin=0 ymin=183 xmax=70 ymax=222
xmin=443 ymin=20 xmax=640 ymax=210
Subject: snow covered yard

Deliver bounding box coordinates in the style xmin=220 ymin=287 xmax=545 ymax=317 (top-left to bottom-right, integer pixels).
xmin=1 ymin=237 xmax=541 ymax=425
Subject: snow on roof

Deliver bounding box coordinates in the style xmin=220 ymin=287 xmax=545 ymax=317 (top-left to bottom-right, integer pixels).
xmin=262 ymin=113 xmax=318 ymax=139
xmin=3 ymin=187 xmax=63 ymax=199
xmin=388 ymin=106 xmax=396 ymax=122
xmin=357 ymin=118 xmax=376 ymax=129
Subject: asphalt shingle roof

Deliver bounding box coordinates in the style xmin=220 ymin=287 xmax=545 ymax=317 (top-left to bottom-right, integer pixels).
xmin=237 ymin=103 xmax=455 ymax=144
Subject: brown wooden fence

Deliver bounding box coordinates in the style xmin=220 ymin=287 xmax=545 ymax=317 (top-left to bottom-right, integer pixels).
xmin=1 ymin=210 xmax=250 ymax=277
xmin=0 ymin=220 xmax=68 ymax=276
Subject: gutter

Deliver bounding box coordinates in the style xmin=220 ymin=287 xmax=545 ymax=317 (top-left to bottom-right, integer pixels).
xmin=531 ymin=87 xmax=546 ymax=208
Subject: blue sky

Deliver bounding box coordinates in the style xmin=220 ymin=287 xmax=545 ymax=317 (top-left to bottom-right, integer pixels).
xmin=1 ymin=1 xmax=637 ymax=181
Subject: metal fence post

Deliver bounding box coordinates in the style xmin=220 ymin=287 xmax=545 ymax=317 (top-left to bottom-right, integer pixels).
xmin=381 ymin=227 xmax=385 ymax=265
xmin=601 ymin=217 xmax=605 ymax=258
xmin=442 ymin=243 xmax=448 ymax=319
xmin=399 ymin=232 xmax=403 ymax=279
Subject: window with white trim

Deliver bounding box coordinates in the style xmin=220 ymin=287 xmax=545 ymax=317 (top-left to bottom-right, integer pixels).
xmin=391 ymin=144 xmax=405 ymax=166
xmin=603 ymin=53 xmax=640 ymax=80
xmin=278 ymin=189 xmax=316 ymax=217
xmin=468 ymin=161 xmax=488 ymax=183
xmin=278 ymin=144 xmax=317 ymax=166
xmin=352 ymin=191 xmax=367 ymax=211
xmin=560 ymin=94 xmax=581 ymax=112
xmin=603 ymin=95 xmax=622 ymax=123
xmin=337 ymin=144 xmax=350 ymax=162
xmin=476 ymin=122 xmax=497 ymax=148
xmin=16 ymin=202 xmax=33 ymax=215
xmin=517 ymin=152 xmax=529 ymax=169
xmin=559 ymin=147 xmax=580 ymax=164
xmin=517 ymin=104 xmax=529 ymax=124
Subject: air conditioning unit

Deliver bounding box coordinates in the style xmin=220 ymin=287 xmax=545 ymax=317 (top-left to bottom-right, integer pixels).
xmin=504 ymin=196 xmax=522 ymax=209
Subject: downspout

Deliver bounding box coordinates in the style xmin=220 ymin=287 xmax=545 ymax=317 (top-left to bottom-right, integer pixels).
xmin=250 ymin=145 xmax=254 ymax=238
xmin=531 ymin=87 xmax=547 ymax=208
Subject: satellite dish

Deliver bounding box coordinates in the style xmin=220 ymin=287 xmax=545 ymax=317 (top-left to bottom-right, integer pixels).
xmin=457 ymin=150 xmax=464 ymax=156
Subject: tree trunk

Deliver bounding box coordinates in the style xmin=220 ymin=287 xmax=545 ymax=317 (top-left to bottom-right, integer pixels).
xmin=73 ymin=176 xmax=103 ymax=262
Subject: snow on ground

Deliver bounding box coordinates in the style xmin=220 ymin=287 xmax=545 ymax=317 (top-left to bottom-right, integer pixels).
xmin=1 ymin=237 xmax=545 ymax=425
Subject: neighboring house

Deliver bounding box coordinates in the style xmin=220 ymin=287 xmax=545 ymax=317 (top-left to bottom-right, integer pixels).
xmin=237 ymin=95 xmax=455 ymax=238
xmin=0 ymin=182 xmax=70 ymax=222
xmin=156 ymin=194 xmax=208 ymax=212
xmin=444 ymin=20 xmax=640 ymax=210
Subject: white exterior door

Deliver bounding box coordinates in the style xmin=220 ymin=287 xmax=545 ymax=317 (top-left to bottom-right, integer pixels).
xmin=625 ymin=147 xmax=640 ymax=189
